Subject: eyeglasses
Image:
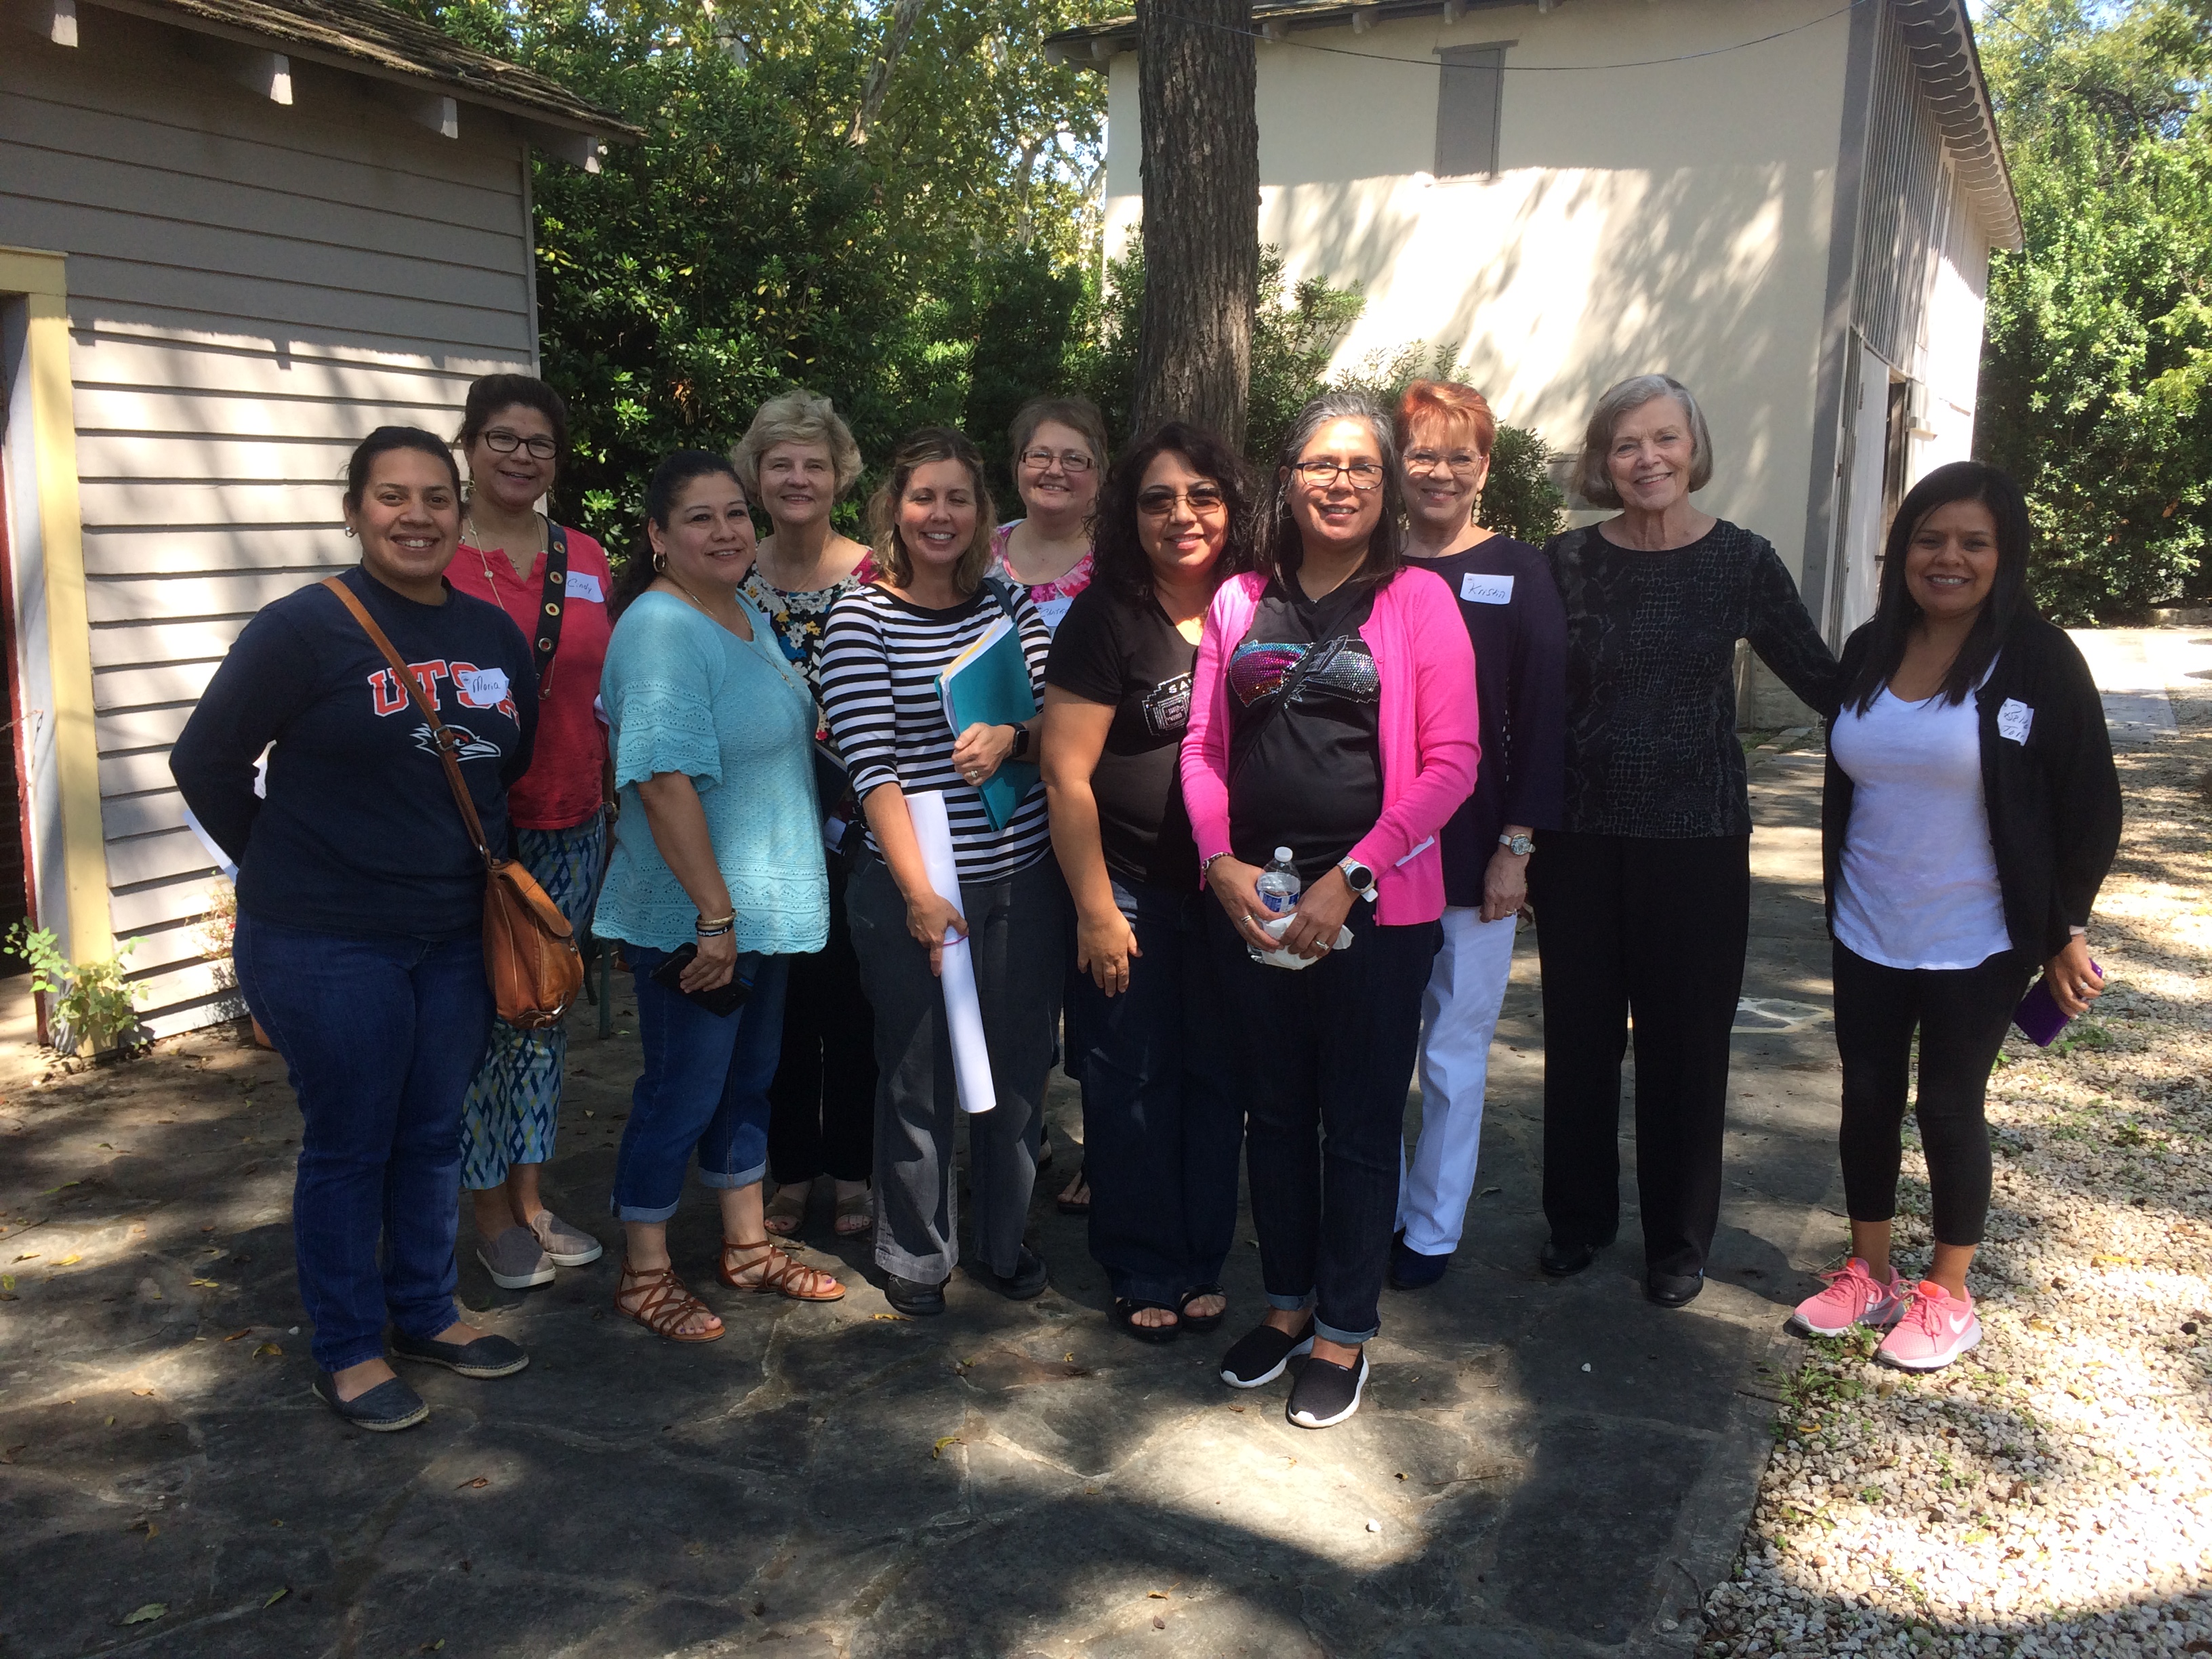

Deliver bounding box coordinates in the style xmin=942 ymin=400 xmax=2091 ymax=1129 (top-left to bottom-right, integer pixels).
xmin=1136 ymin=485 xmax=1228 ymax=518
xmin=482 ymin=429 xmax=558 ymax=460
xmin=1405 ymin=449 xmax=1485 ymax=477
xmin=1292 ymin=459 xmax=1385 ymax=491
xmin=1020 ymin=447 xmax=1096 ymax=474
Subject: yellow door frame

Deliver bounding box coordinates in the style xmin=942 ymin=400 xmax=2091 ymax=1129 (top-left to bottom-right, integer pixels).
xmin=0 ymin=245 xmax=114 ymax=970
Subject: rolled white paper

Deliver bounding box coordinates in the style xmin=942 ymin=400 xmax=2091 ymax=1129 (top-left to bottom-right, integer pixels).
xmin=905 ymin=790 xmax=996 ymax=1115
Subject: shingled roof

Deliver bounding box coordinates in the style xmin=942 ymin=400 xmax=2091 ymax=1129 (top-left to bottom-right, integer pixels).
xmin=87 ymin=0 xmax=638 ymax=140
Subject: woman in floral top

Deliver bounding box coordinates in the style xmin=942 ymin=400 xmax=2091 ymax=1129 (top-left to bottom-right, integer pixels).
xmin=994 ymin=395 xmax=1107 ymax=636
xmin=731 ymin=389 xmax=880 ymax=1244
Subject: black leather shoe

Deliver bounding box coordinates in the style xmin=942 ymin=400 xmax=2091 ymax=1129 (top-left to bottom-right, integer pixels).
xmin=884 ymin=1273 xmax=947 ymax=1316
xmin=390 ymin=1329 xmax=529 ymax=1378
xmin=1646 ymin=1269 xmax=1706 ymax=1307
xmin=965 ymin=1246 xmax=1048 ymax=1300
xmin=1389 ymin=1234 xmax=1450 ymax=1290
xmin=1539 ymin=1237 xmax=1604 ymax=1277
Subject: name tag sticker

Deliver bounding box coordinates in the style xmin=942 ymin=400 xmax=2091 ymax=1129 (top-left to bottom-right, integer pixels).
xmin=458 ymin=666 xmax=511 ymax=708
xmin=1034 ymin=594 xmax=1074 ymax=632
xmin=1997 ymin=699 xmax=2034 ymax=744
xmin=565 ymin=570 xmax=605 ymax=603
xmin=1460 ymin=572 xmax=1515 ymax=606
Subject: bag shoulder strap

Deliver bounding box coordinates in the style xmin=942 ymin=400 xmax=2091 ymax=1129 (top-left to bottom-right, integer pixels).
xmin=533 ymin=522 xmax=569 ymax=693
xmin=979 ymin=574 xmax=1024 ymax=628
xmin=321 ymin=575 xmax=493 ymax=867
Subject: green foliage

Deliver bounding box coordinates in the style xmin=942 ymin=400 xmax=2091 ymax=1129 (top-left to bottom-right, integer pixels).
xmin=1978 ymin=0 xmax=2212 ymax=620
xmin=1077 ymin=243 xmax=1563 ymax=541
xmin=4 ymin=923 xmax=144 ymax=1057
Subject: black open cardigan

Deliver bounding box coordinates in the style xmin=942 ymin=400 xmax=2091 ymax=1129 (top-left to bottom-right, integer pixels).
xmin=1822 ymin=611 xmax=2122 ymax=972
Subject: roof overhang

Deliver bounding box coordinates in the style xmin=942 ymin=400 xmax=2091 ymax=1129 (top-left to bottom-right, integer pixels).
xmin=21 ymin=0 xmax=639 ymax=158
xmin=1045 ymin=0 xmax=2021 ymax=251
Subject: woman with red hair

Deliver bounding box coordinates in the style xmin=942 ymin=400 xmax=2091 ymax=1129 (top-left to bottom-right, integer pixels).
xmin=1387 ymin=380 xmax=1567 ymax=1290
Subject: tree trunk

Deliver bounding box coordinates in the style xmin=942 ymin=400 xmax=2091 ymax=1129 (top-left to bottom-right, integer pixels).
xmin=847 ymin=0 xmax=928 ymax=146
xmin=1132 ymin=0 xmax=1259 ymax=448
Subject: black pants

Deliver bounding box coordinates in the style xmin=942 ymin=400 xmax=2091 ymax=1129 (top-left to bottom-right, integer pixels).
xmin=1832 ymin=941 xmax=2028 ymax=1248
xmin=766 ymin=852 xmax=877 ymax=1185
xmin=1071 ymin=878 xmax=1243 ymax=1306
xmin=1532 ymin=832 xmax=1750 ymax=1277
xmin=1208 ymin=902 xmax=1439 ymax=1346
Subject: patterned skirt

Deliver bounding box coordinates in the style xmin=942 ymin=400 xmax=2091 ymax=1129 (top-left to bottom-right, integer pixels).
xmin=459 ymin=811 xmax=609 ymax=1189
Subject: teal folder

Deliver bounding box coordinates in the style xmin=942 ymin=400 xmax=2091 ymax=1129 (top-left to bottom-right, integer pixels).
xmin=937 ymin=618 xmax=1039 ymax=831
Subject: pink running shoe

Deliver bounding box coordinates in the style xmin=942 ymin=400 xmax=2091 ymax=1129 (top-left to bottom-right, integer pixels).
xmin=1786 ymin=1257 xmax=1905 ymax=1338
xmin=1876 ymin=1281 xmax=1980 ymax=1372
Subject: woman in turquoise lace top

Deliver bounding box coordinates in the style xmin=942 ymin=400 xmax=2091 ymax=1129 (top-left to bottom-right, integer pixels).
xmin=594 ymin=451 xmax=839 ymax=1343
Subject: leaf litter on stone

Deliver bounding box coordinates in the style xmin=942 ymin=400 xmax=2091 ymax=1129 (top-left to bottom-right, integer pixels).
xmin=121 ymin=1603 xmax=165 ymax=1625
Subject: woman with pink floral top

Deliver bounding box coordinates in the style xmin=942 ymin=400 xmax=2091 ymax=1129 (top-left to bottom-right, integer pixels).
xmin=994 ymin=396 xmax=1107 ymax=636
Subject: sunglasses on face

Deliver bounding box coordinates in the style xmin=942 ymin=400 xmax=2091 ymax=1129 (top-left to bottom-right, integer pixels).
xmin=1020 ymin=447 xmax=1096 ymax=474
xmin=1136 ymin=485 xmax=1228 ymax=517
xmin=482 ymin=429 xmax=558 ymax=460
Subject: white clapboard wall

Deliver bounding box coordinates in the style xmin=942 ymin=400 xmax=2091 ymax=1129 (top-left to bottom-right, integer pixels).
xmin=0 ymin=7 xmax=537 ymax=1036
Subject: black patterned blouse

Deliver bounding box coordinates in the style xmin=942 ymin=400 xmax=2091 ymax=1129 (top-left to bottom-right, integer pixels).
xmin=1546 ymin=520 xmax=1841 ymax=839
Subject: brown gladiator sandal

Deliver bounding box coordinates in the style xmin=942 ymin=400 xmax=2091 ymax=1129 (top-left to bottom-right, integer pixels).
xmin=616 ymin=1259 xmax=725 ymax=1343
xmin=718 ymin=1240 xmax=845 ymax=1303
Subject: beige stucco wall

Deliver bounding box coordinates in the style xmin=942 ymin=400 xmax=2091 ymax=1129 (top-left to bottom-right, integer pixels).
xmin=1103 ymin=0 xmax=1854 ymax=581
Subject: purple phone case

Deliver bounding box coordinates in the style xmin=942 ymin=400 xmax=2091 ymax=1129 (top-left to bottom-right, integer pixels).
xmin=2013 ymin=960 xmax=2102 ymax=1047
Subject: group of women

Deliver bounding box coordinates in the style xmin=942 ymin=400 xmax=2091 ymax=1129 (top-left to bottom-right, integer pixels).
xmin=169 ymin=363 xmax=2120 ymax=1436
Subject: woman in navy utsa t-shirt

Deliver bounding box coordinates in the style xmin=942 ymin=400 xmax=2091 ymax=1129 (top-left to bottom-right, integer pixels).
xmin=172 ymin=427 xmax=538 ymax=1434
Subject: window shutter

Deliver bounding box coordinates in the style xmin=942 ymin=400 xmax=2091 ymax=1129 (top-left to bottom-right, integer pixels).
xmin=1434 ymin=45 xmax=1504 ymax=177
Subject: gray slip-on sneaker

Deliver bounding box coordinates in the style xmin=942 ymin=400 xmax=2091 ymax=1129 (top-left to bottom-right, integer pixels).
xmin=478 ymin=1225 xmax=554 ymax=1290
xmin=528 ymin=1208 xmax=605 ymax=1268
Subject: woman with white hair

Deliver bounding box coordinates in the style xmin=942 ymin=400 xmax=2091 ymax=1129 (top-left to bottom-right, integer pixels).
xmin=733 ymin=390 xmax=880 ymax=1244
xmin=1533 ymin=374 xmax=1841 ymax=1307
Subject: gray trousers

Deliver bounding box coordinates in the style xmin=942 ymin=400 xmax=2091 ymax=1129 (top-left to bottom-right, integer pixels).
xmin=847 ymin=849 xmax=1067 ymax=1282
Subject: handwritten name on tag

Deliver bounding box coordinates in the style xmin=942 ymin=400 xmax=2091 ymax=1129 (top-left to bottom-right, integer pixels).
xmin=457 ymin=666 xmax=511 ymax=708
xmin=564 ymin=570 xmax=605 ymax=603
xmin=1997 ymin=698 xmax=2034 ymax=744
xmin=1460 ymin=572 xmax=1515 ymax=605
xmin=1034 ymin=594 xmax=1075 ymax=632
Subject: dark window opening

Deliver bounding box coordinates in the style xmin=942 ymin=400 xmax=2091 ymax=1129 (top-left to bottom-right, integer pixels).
xmin=1435 ymin=45 xmax=1505 ymax=177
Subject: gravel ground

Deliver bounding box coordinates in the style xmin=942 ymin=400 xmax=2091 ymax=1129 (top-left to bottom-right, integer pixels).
xmin=1701 ymin=680 xmax=2212 ymax=1657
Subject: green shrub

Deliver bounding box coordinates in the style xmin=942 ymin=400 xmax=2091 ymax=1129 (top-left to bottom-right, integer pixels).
xmin=4 ymin=923 xmax=144 ymax=1057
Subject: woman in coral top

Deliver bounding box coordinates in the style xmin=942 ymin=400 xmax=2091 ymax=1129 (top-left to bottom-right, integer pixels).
xmin=1181 ymin=392 xmax=1480 ymax=1430
xmin=442 ymin=375 xmax=615 ymax=1294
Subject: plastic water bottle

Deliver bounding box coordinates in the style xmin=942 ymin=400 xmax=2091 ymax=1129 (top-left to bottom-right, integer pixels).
xmin=1251 ymin=847 xmax=1300 ymax=960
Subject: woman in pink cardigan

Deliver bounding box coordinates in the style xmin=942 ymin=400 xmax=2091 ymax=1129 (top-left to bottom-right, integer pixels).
xmin=1181 ymin=392 xmax=1480 ymax=1429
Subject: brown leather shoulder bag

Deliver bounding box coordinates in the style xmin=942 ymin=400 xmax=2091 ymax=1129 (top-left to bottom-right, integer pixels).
xmin=323 ymin=576 xmax=583 ymax=1029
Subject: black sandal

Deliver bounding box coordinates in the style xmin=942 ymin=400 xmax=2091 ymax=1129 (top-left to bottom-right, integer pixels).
xmin=1179 ymin=1283 xmax=1227 ymax=1334
xmin=1111 ymin=1298 xmax=1181 ymax=1345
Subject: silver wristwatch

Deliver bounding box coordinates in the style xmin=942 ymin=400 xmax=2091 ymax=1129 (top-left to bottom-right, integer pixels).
xmin=1498 ymin=833 xmax=1534 ymax=857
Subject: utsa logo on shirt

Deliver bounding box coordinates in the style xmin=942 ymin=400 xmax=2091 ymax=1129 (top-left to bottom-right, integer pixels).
xmin=364 ymin=657 xmax=520 ymax=738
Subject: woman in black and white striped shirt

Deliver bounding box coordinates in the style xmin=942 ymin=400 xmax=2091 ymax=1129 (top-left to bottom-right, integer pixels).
xmin=819 ymin=427 xmax=1065 ymax=1317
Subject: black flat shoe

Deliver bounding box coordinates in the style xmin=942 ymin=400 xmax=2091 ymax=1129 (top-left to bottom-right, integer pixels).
xmin=965 ymin=1246 xmax=1048 ymax=1300
xmin=1646 ymin=1269 xmax=1705 ymax=1307
xmin=884 ymin=1273 xmax=947 ymax=1317
xmin=1178 ymin=1283 xmax=1227 ymax=1333
xmin=1539 ymin=1237 xmax=1605 ymax=1277
xmin=1286 ymin=1348 xmax=1369 ymax=1429
xmin=1220 ymin=1318 xmax=1315 ymax=1389
xmin=1111 ymin=1298 xmax=1181 ymax=1344
xmin=1389 ymin=1235 xmax=1450 ymax=1290
xmin=310 ymin=1373 xmax=428 ymax=1432
xmin=390 ymin=1330 xmax=529 ymax=1378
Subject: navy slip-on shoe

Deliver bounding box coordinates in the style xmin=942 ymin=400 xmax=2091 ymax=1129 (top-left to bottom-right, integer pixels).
xmin=1389 ymin=1235 xmax=1451 ymax=1290
xmin=310 ymin=1373 xmax=430 ymax=1433
xmin=389 ymin=1330 xmax=530 ymax=1379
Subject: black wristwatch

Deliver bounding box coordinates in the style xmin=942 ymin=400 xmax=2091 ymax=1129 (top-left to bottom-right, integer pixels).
xmin=1008 ymin=722 xmax=1032 ymax=761
xmin=1337 ymin=856 xmax=1378 ymax=902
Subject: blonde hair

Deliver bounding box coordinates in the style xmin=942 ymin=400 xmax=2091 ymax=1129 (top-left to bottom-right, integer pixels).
xmin=865 ymin=427 xmax=998 ymax=592
xmin=730 ymin=388 xmax=863 ymax=499
xmin=1574 ymin=374 xmax=1714 ymax=508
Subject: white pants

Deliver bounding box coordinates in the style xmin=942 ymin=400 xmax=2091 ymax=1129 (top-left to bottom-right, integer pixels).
xmin=1397 ymin=905 xmax=1518 ymax=1255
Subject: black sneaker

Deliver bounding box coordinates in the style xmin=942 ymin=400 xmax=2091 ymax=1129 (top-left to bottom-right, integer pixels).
xmin=390 ymin=1329 xmax=529 ymax=1379
xmin=310 ymin=1373 xmax=429 ymax=1433
xmin=965 ymin=1246 xmax=1048 ymax=1300
xmin=884 ymin=1274 xmax=947 ymax=1317
xmin=1219 ymin=1317 xmax=1315 ymax=1389
xmin=1286 ymin=1348 xmax=1369 ymax=1429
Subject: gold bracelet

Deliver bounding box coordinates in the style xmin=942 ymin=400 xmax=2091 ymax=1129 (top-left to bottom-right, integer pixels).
xmin=695 ymin=912 xmax=736 ymax=930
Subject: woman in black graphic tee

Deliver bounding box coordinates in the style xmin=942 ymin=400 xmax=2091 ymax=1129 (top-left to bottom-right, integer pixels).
xmin=172 ymin=427 xmax=537 ymax=1434
xmin=1041 ymin=422 xmax=1256 ymax=1345
xmin=1532 ymin=375 xmax=1841 ymax=1307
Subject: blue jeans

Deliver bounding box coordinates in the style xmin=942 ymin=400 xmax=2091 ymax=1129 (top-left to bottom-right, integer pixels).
xmin=233 ymin=914 xmax=492 ymax=1374
xmin=611 ymin=947 xmax=791 ymax=1223
xmin=1207 ymin=903 xmax=1440 ymax=1346
xmin=1069 ymin=879 xmax=1242 ymax=1306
